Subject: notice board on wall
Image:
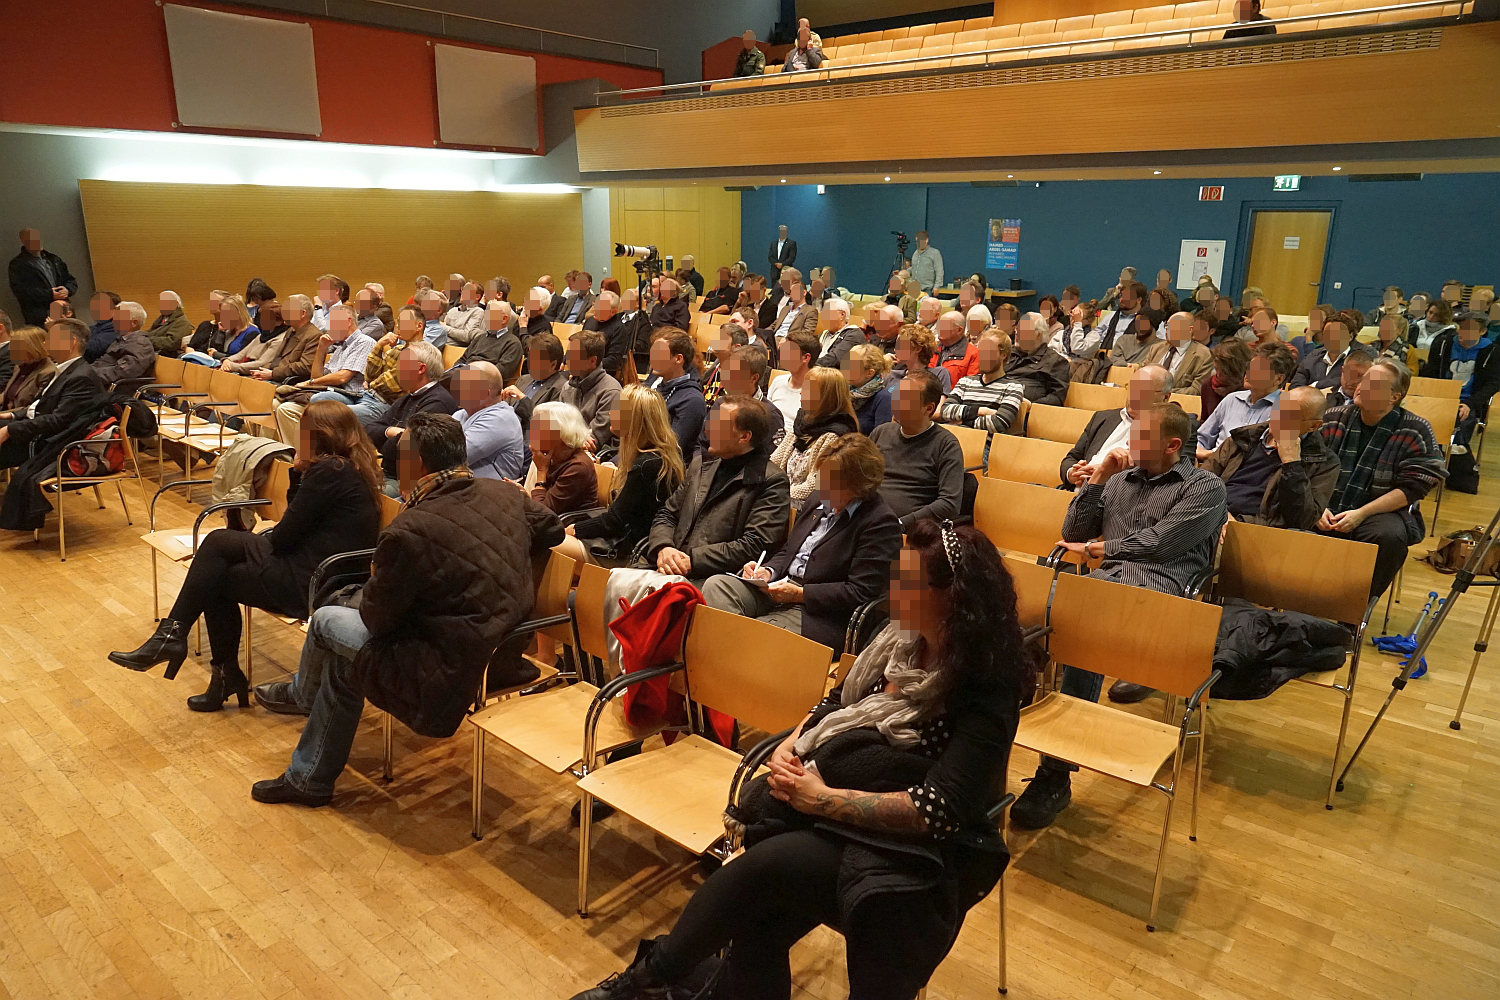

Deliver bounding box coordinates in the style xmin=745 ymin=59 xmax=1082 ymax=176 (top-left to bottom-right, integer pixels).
xmin=1177 ymin=240 xmax=1226 ymax=290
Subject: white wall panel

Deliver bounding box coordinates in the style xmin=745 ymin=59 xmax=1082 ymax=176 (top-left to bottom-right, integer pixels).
xmin=163 ymin=4 xmax=321 ymax=135
xmin=434 ymin=44 xmax=539 ymax=151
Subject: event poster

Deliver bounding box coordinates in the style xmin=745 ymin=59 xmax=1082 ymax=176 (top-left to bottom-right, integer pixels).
xmin=986 ymin=218 xmax=1020 ymax=270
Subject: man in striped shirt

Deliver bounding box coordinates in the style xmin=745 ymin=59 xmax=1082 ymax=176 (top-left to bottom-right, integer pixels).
xmin=1011 ymin=401 xmax=1227 ymax=831
xmin=937 ymin=329 xmax=1026 ymax=434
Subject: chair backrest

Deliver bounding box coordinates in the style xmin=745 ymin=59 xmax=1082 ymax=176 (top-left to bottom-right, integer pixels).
xmin=1026 ymin=403 xmax=1093 ymax=444
xmin=236 ymin=375 xmax=277 ymax=417
xmin=261 ymin=458 xmax=293 ymax=521
xmin=1107 ymin=364 xmax=1138 ymax=384
xmin=208 ymin=369 xmax=242 ymax=406
xmin=153 ymin=356 xmax=186 ymax=385
xmin=180 ymin=363 xmax=214 ymax=395
xmin=553 ymin=322 xmax=583 ymax=342
xmin=537 ymin=550 xmax=576 ymax=644
xmin=1401 ymin=395 xmax=1459 ymax=444
xmin=973 ymin=477 xmax=1075 ymax=560
xmin=443 ymin=344 xmax=464 ymax=369
xmin=574 ymin=562 xmax=612 ymax=663
xmin=1216 ymin=520 xmax=1377 ymax=625
xmin=595 ymin=462 xmax=616 ymax=505
xmin=1049 ymin=572 xmax=1222 ymax=698
xmin=1002 ymin=552 xmax=1055 ymax=632
xmin=1408 ymin=375 xmax=1462 ymax=399
xmin=379 ymin=493 xmax=402 ymax=528
xmin=1066 ymin=383 xmax=1128 ymax=411
xmin=942 ymin=424 xmax=989 ymax=469
xmin=683 ymin=606 xmax=833 ymax=733
xmin=1170 ymin=392 xmax=1202 ymax=417
xmin=985 ymin=435 xmax=1070 ymax=487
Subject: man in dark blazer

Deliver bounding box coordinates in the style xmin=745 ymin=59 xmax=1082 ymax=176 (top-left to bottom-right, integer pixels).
xmin=1290 ymin=313 xmax=1354 ymax=389
xmin=0 ymin=318 xmax=105 ymax=469
xmin=649 ymin=277 xmax=691 ymax=332
xmin=8 ymin=228 xmax=78 ymax=327
xmin=646 ymin=395 xmax=790 ymax=586
xmin=768 ymin=225 xmax=797 ymax=281
xmin=1058 ymin=365 xmax=1174 ymax=488
xmin=365 ymin=341 xmax=459 ymax=492
xmin=700 ymin=434 xmax=901 ymax=650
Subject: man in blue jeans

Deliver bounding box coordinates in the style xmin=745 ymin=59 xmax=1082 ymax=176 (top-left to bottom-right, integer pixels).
xmin=1010 ymin=402 xmax=1227 ymax=830
xmin=251 ymin=412 xmax=562 ymax=806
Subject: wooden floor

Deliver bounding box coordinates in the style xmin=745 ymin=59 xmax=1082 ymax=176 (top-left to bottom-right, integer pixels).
xmin=1 ymin=455 xmax=1498 ymax=1000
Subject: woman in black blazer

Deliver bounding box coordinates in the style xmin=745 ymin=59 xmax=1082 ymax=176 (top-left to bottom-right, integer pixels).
xmin=110 ymin=401 xmax=384 ymax=712
xmin=700 ymin=433 xmax=903 ymax=651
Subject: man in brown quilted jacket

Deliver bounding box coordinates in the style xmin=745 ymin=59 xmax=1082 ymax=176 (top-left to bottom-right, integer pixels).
xmin=250 ymin=412 xmax=562 ymax=807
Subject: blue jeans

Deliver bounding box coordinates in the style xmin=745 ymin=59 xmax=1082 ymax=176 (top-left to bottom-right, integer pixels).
xmin=308 ymin=388 xmax=388 ymax=425
xmin=284 ymin=606 xmax=370 ymax=796
xmin=1037 ymin=665 xmax=1104 ymax=777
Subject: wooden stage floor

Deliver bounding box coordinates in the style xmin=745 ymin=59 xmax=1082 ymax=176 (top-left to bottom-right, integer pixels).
xmin=0 ymin=457 xmax=1497 ymax=1000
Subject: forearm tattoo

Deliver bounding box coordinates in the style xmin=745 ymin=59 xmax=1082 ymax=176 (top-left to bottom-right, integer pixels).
xmin=814 ymin=789 xmax=929 ymax=833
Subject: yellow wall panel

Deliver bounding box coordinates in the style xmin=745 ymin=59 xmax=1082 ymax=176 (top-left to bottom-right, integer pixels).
xmin=622 ymin=187 xmax=665 ymax=211
xmin=78 ymin=180 xmax=582 ymax=319
xmin=608 ymin=186 xmax=741 ymax=278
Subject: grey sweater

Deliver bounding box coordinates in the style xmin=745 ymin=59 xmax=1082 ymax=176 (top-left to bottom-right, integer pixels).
xmin=868 ymin=421 xmax=965 ymax=530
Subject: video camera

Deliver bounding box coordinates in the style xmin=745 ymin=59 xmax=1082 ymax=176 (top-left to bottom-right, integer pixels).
xmin=614 ymin=243 xmax=664 ymax=277
xmin=891 ymin=230 xmax=910 ymax=255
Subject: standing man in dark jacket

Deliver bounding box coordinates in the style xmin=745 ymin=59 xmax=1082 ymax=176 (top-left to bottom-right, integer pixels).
xmin=8 ymin=228 xmax=77 ymax=327
xmin=649 ymin=328 xmax=708 ymax=463
xmin=365 ymin=341 xmax=459 ymax=494
xmin=650 ymin=277 xmax=691 ymax=332
xmin=647 ymin=395 xmax=791 ymax=585
xmin=0 ymin=319 xmax=105 ymax=469
xmin=250 ymin=412 xmax=564 ymax=806
xmin=92 ymin=301 xmax=157 ymax=385
xmin=1201 ymin=387 xmax=1340 ymax=529
xmin=768 ymin=225 xmax=797 ymax=281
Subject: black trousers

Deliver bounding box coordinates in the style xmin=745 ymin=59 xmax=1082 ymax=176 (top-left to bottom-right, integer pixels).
xmin=167 ymin=529 xmax=284 ymax=664
xmin=1320 ymin=509 xmax=1408 ymax=599
xmin=0 ymin=431 xmax=32 ymax=471
xmin=649 ymin=830 xmax=953 ymax=1000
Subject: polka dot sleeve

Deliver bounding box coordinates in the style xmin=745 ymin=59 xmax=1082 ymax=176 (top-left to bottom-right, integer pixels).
xmin=907 ymin=782 xmax=961 ymax=835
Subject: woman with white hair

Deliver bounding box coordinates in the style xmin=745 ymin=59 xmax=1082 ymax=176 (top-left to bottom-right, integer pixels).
xmin=146 ymin=290 xmax=192 ymax=356
xmin=522 ymin=286 xmax=553 ymax=348
xmin=965 ymin=304 xmax=992 ymax=343
xmin=528 ymin=401 xmax=599 ymax=515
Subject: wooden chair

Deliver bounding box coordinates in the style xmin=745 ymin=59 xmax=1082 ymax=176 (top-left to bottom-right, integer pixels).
xmin=973 ymin=478 xmax=1078 ymax=563
xmin=1066 ymin=383 xmax=1128 ymax=411
xmin=379 ymin=493 xmax=402 ymax=528
xmin=1400 ymin=394 xmax=1459 ymax=534
xmin=226 ymin=374 xmax=280 ymax=439
xmin=1107 ymin=364 xmax=1139 ymax=385
xmin=985 ymin=435 xmax=1071 ymax=487
xmin=34 ymin=402 xmax=152 ymax=562
xmin=943 ymin=423 xmax=990 ymax=472
xmin=378 ymin=551 xmax=574 ymax=785
xmin=1170 ymin=392 xmax=1202 ymax=417
xmin=1003 ymin=552 xmax=1056 ymax=632
xmin=1214 ymin=521 xmax=1378 ymax=808
xmin=594 ymin=462 xmax=616 ymax=505
xmin=575 ymin=606 xmax=833 ymax=915
xmin=1408 ymin=375 xmax=1462 ymax=399
xmin=1017 ymin=571 xmax=1222 ymax=930
xmin=553 ymin=322 xmax=583 ymax=343
xmin=155 ymin=365 xmax=239 ymax=485
xmin=442 ymin=344 xmax=465 ymax=368
xmin=1025 ymin=403 xmax=1092 ymax=444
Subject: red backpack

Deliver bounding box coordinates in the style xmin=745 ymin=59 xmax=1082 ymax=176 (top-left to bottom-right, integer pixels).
xmin=63 ymin=417 xmax=125 ymax=476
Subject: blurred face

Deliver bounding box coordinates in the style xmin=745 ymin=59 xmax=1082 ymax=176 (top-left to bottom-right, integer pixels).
xmin=460 ymin=284 xmax=479 ymax=307
xmin=780 ymin=336 xmax=807 ymax=372
xmin=91 ymin=293 xmax=113 ymax=322
xmin=1039 ymin=300 xmax=1054 ymax=323
xmin=1236 ymin=0 xmax=1258 ymax=16
xmin=1215 ymin=299 xmax=1233 ymax=321
xmin=1458 ymin=322 xmax=1485 ymax=349
xmin=918 ymin=300 xmax=940 ymax=327
xmin=1306 ymin=307 xmax=1325 ymax=332
xmin=822 ymin=305 xmax=846 ymax=330
xmin=530 ymin=415 xmax=565 ymax=457
xmin=594 ymin=295 xmax=616 ymax=322
xmin=707 ymin=403 xmax=750 ymax=458
xmin=888 ymin=275 xmax=903 ymax=295
xmin=208 ymin=291 xmax=224 ymax=316
xmin=530 ymin=344 xmax=558 ymax=377
xmin=356 ymin=289 xmax=376 ymax=315
xmin=725 ymin=354 xmax=759 ymax=394
xmin=527 ymin=290 xmax=548 ymax=316
xmin=621 ymin=290 xmax=638 ymax=312
xmin=328 ymin=310 xmax=354 ymax=342
xmin=717 ymin=267 xmax=731 ymax=288
xmin=891 ymin=377 xmax=930 ymax=425
xmin=1195 ymin=286 xmax=1214 ymax=306
xmin=217 ymin=301 xmax=240 ymax=331
xmin=45 ymin=324 xmax=74 ymax=360
xmin=1134 ymin=314 xmax=1156 ymax=341
xmin=958 ymin=287 xmax=974 ymax=311
xmin=569 ymin=337 xmax=598 ymax=373
xmin=976 ymin=337 xmax=1006 ymax=376
xmin=817 ymin=456 xmax=858 ymax=513
xmin=158 ymin=292 xmax=176 ymax=316
xmin=1322 ymin=320 xmax=1350 ymax=354
xmin=1427 ymin=304 xmax=1444 ymax=324
xmin=397 ymin=349 xmax=428 ymax=390
xmin=1245 ymin=355 xmax=1280 ymax=396
xmin=1119 ymin=286 xmax=1138 ymax=310
xmin=486 ymin=302 xmax=510 ymax=331
xmin=1118 ymin=268 xmax=1132 ymax=285
xmin=397 ymin=433 xmax=425 ymax=493
xmin=1251 ymin=311 xmax=1276 ymax=341
xmin=742 ymin=31 xmax=755 ymax=50
xmin=935 ymin=315 xmax=963 ymax=346
xmin=1190 ymin=316 xmax=1211 ymax=345
xmin=1410 ymin=294 xmax=1429 ymax=317
xmin=650 ymin=337 xmax=683 ymax=378
xmin=1384 ymin=288 xmax=1401 ymax=307
xmin=1442 ymin=283 xmax=1462 ymax=303
xmin=1340 ymin=359 xmax=1370 ymax=397
xmin=285 ymin=299 xmax=308 ymax=326
xmin=1355 ymin=364 xmax=1400 ymax=415
xmin=1269 ymin=393 xmax=1303 ymax=438
xmin=417 ymin=297 xmax=440 ymax=321
xmin=317 ymin=279 xmax=337 ymax=306
xmin=1015 ymin=318 xmax=1043 ymax=353
xmin=397 ymin=310 xmax=423 ymax=341
xmin=890 ymin=546 xmax=945 ymax=636
xmin=1149 ymin=291 xmax=1165 ymax=313
xmin=1157 ymin=269 xmax=1171 ymax=289
xmin=799 ymin=376 xmax=822 ymax=411
xmin=1126 ymin=368 xmax=1164 ymax=418
xmin=20 ymin=229 xmax=41 ymax=254
xmin=788 ymin=281 xmax=805 ymax=305
xmin=842 ymin=354 xmax=871 ymax=387
xmin=1166 ymin=314 xmax=1192 ymax=345
xmin=454 ymin=369 xmax=489 ymax=411
xmin=1129 ymin=410 xmax=1178 ymax=468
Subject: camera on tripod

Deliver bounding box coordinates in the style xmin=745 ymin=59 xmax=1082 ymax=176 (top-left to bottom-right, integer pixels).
xmin=615 ymin=243 xmax=663 ymax=276
xmin=891 ymin=230 xmax=911 ymax=256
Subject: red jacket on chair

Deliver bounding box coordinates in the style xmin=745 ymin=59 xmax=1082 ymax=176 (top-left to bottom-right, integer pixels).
xmin=610 ymin=582 xmax=734 ymax=745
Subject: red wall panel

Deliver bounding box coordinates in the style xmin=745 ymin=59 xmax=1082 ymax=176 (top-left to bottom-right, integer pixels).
xmin=0 ymin=0 xmax=661 ymax=153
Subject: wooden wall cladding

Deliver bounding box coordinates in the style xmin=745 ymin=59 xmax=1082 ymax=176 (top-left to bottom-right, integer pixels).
xmin=78 ymin=181 xmax=582 ymax=318
xmin=576 ymin=21 xmax=1500 ymax=174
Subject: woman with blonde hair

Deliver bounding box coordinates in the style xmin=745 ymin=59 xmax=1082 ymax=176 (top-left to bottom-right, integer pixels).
xmin=0 ymin=327 xmax=57 ymax=417
xmin=220 ymin=298 xmax=288 ymax=374
xmin=110 ymin=401 xmax=383 ymax=714
xmin=1375 ymin=312 xmax=1410 ymax=363
xmin=771 ymin=366 xmax=858 ymax=506
xmin=843 ymin=343 xmax=893 ymax=435
xmin=558 ymin=383 xmax=685 ymax=566
xmin=182 ymin=293 xmax=257 ymax=366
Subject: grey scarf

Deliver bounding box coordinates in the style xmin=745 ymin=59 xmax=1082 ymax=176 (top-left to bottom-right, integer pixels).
xmin=793 ymin=623 xmax=946 ymax=757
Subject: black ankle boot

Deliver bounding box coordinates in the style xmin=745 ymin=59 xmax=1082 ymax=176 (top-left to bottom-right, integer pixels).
xmin=109 ymin=619 xmax=190 ymax=680
xmin=569 ymin=938 xmax=670 ymax=1000
xmin=187 ymin=660 xmax=251 ymax=712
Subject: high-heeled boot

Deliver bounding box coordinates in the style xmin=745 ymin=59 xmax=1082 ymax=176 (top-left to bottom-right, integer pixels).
xmin=109 ymin=619 xmax=190 ymax=679
xmin=187 ymin=659 xmax=251 ymax=712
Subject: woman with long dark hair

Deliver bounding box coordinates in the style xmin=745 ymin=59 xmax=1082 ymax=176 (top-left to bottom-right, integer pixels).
xmin=573 ymin=519 xmax=1033 ymax=1000
xmin=109 ymin=401 xmax=384 ymax=712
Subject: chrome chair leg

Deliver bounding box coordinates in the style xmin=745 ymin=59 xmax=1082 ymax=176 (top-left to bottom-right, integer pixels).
xmin=381 ymin=711 xmax=394 ymax=782
xmin=243 ymin=605 xmax=254 ymax=690
xmin=1147 ymin=744 xmax=1186 ymax=932
xmin=577 ymin=788 xmax=595 ymax=917
xmin=471 ymin=724 xmax=486 ymax=841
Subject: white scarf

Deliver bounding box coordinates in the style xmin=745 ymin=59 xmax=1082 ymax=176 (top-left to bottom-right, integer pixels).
xmin=793 ymin=623 xmax=946 ymax=757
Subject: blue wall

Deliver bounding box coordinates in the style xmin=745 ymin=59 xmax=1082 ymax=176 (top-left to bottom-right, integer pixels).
xmin=741 ymin=173 xmax=1500 ymax=313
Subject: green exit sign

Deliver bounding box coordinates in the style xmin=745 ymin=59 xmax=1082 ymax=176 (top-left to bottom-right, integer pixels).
xmin=1274 ymin=174 xmax=1302 ymax=191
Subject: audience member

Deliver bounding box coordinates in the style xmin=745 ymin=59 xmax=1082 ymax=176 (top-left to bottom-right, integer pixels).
xmin=252 ymin=295 xmax=321 ymax=385
xmin=311 ymin=274 xmax=349 ymax=332
xmin=1288 ymin=304 xmax=1332 ymax=359
xmin=560 ymin=271 xmax=599 ymax=325
xmin=0 ymin=309 xmax=11 ymax=387
xmin=1012 ymin=402 xmax=1226 ymax=824
xmin=700 ymin=267 xmax=740 ymax=315
xmin=584 ymin=290 xmax=633 ymax=381
xmin=965 ymin=304 xmax=993 ymax=342
xmin=0 ymin=320 xmax=106 ymax=470
xmin=528 ymin=402 xmax=599 ymax=515
xmin=1317 ymin=359 xmax=1447 ymax=597
xmin=1374 ymin=313 xmax=1409 ymax=363
xmin=704 ymin=432 xmax=901 ymax=648
xmin=187 ymin=290 xmax=229 ymax=353
xmin=646 ymin=395 xmax=790 ymax=584
xmin=1098 ymin=266 xmax=1137 ymax=311
xmin=366 ymin=341 xmax=459 ymax=496
xmin=1291 ymin=311 xmax=1354 ymax=389
xmin=451 ymin=362 xmax=525 ymax=482
xmin=1411 ymin=298 xmax=1456 ymax=351
xmin=1159 ymin=311 xmax=1213 ymax=392
xmin=869 ymin=370 xmax=964 ymax=531
xmin=771 ymin=278 xmax=817 ymax=340
xmin=45 ymin=299 xmax=76 ymax=329
xmin=733 ymin=29 xmax=766 ymax=76
xmin=932 ymin=309 xmax=978 ymax=385
xmin=1093 ymin=279 xmax=1147 ymax=365
xmin=354 ymin=287 xmax=384 ymax=341
xmin=146 ymin=291 xmax=191 ymax=357
xmin=411 ymin=289 xmax=448 ymax=349
xmin=768 ymin=329 xmax=818 ymax=428
xmin=219 ymin=299 xmax=288 ymax=375
xmin=783 ymin=26 xmax=825 ymax=71
xmin=1421 ymin=313 xmax=1500 ymax=492
xmin=250 ymin=412 xmax=563 ymax=806
xmin=1061 ymin=365 xmax=1174 ymax=488
xmin=111 ymin=401 xmax=382 ymax=713
xmin=844 ymin=343 xmax=893 ymax=435
xmin=543 ymin=271 xmax=576 ymax=321
xmin=1240 ymin=305 xmax=1283 ymax=347
xmin=8 ymin=228 xmax=77 ymax=327
xmin=1005 ymin=312 xmax=1071 ymax=404
xmin=443 ymin=282 xmax=486 ymax=346
xmin=650 ymin=277 xmax=691 ymax=332
xmin=701 ymin=323 xmax=751 ymax=403
xmin=1326 ymin=344 xmax=1377 ymax=408
xmin=1037 ymin=294 xmax=1066 ymax=336
xmin=92 ymin=301 xmax=156 ymax=385
xmin=0 ymin=326 xmax=54 ymax=418
xmin=521 ymin=286 xmax=554 ymax=346
xmin=560 ymin=383 xmax=686 ymax=566
xmin=504 ymin=333 xmax=568 ymax=427
xmin=772 ymin=367 xmax=858 ymax=507
xmin=183 ymin=293 xmax=260 ymax=367
xmin=649 ymin=328 xmax=707 ymax=462
xmin=458 ymin=299 xmax=523 ymax=378
xmin=1109 ymin=310 xmax=1167 ymax=367
xmin=814 ymin=298 xmax=864 ymax=370
xmin=244 ymin=278 xmax=277 ymax=323
xmin=1203 ymin=386 xmax=1339 ymax=529
xmin=314 ymin=303 xmax=416 ymax=422
xmin=891 ymin=322 xmax=951 ymax=394
xmin=1196 ymin=341 xmax=1297 ymax=457
xmin=1050 ymin=300 xmax=1101 ymax=374
xmin=561 ymin=329 xmax=623 ymax=452
xmin=1200 ymin=339 xmax=1251 ymax=420
xmin=797 ymin=16 xmax=823 ymax=48
xmin=940 ymin=329 xmax=1027 ymax=434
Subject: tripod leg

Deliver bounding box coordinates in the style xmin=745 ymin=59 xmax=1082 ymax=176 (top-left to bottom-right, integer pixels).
xmin=1451 ymin=583 xmax=1500 ymax=731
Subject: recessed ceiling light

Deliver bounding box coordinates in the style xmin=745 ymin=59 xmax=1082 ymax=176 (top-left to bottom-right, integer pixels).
xmin=1007 ymin=174 xmax=1014 ymax=178
xmin=884 ymin=176 xmax=891 ymax=182
xmin=1332 ymin=166 xmax=1342 ymax=171
xmin=1153 ymin=170 xmax=1162 ymax=175
xmin=780 ymin=178 xmax=786 ymax=183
